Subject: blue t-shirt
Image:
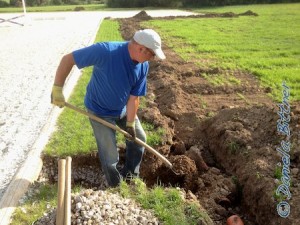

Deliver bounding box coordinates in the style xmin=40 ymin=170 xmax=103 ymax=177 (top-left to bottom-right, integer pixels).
xmin=72 ymin=42 xmax=149 ymax=116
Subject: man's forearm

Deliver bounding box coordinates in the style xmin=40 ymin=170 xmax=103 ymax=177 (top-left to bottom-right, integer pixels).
xmin=126 ymin=95 xmax=139 ymax=122
xmin=54 ymin=53 xmax=75 ymax=87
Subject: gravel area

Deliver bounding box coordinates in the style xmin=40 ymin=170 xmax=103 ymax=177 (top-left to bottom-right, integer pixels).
xmin=34 ymin=189 xmax=160 ymax=225
xmin=0 ymin=9 xmax=196 ymax=204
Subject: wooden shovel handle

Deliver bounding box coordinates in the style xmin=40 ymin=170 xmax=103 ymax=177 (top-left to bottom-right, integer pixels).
xmin=65 ymin=102 xmax=173 ymax=169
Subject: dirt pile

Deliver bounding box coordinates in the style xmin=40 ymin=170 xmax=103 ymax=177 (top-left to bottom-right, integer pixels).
xmin=133 ymin=10 xmax=153 ymax=20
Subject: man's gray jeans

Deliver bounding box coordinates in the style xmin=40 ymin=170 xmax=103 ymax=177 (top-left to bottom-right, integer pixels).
xmin=88 ymin=110 xmax=146 ymax=187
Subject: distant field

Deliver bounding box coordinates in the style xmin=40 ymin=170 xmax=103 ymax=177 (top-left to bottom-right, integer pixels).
xmin=146 ymin=3 xmax=300 ymax=102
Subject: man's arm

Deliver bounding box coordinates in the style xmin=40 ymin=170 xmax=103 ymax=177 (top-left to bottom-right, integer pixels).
xmin=126 ymin=95 xmax=139 ymax=122
xmin=51 ymin=53 xmax=75 ymax=107
xmin=54 ymin=53 xmax=76 ymax=86
xmin=125 ymin=95 xmax=139 ymax=139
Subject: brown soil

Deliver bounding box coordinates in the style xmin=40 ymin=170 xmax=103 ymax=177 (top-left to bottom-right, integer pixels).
xmin=41 ymin=10 xmax=300 ymax=225
xmin=120 ymin=10 xmax=300 ymax=225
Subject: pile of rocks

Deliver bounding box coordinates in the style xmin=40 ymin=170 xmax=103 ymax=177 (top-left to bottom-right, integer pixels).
xmin=33 ymin=189 xmax=160 ymax=225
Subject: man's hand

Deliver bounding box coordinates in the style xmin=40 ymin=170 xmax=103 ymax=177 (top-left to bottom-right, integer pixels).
xmin=126 ymin=121 xmax=136 ymax=140
xmin=51 ymin=85 xmax=65 ymax=108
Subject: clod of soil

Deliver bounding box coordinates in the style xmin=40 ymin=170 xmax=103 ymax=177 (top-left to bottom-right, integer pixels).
xmin=170 ymin=155 xmax=197 ymax=175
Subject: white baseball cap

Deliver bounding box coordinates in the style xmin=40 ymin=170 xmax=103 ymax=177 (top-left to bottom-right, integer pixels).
xmin=133 ymin=29 xmax=166 ymax=60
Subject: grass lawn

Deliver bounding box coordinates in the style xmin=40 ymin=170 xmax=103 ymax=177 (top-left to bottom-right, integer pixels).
xmin=145 ymin=3 xmax=300 ymax=102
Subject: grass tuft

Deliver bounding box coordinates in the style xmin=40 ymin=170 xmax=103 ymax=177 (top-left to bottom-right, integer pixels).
xmin=10 ymin=184 xmax=57 ymax=225
xmin=115 ymin=179 xmax=210 ymax=225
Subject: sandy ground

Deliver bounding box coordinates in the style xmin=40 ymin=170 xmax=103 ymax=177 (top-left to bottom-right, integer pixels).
xmin=0 ymin=9 xmax=196 ymax=201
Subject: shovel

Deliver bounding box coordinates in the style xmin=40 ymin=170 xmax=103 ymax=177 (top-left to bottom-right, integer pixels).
xmin=64 ymin=102 xmax=176 ymax=172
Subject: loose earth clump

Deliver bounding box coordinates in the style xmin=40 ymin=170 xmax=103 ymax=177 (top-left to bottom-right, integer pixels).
xmin=170 ymin=155 xmax=197 ymax=176
xmin=38 ymin=11 xmax=300 ymax=225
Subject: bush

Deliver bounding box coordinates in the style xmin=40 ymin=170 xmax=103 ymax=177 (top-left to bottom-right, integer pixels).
xmin=9 ymin=0 xmax=17 ymax=6
xmin=0 ymin=0 xmax=9 ymax=7
xmin=74 ymin=6 xmax=85 ymax=10
xmin=25 ymin=0 xmax=38 ymax=6
xmin=181 ymin=0 xmax=298 ymax=6
xmin=150 ymin=0 xmax=182 ymax=7
xmin=52 ymin=0 xmax=62 ymax=5
xmin=105 ymin=0 xmax=181 ymax=7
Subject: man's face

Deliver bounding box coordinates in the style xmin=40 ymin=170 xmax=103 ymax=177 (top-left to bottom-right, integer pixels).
xmin=137 ymin=46 xmax=155 ymax=63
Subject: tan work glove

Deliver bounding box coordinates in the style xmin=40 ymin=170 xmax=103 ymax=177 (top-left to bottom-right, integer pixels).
xmin=126 ymin=121 xmax=136 ymax=140
xmin=51 ymin=85 xmax=65 ymax=108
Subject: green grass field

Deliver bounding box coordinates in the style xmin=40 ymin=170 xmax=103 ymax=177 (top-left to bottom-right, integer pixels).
xmin=145 ymin=3 xmax=300 ymax=102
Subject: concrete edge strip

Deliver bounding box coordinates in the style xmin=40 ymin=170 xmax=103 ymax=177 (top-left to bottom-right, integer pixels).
xmin=0 ymin=16 xmax=103 ymax=225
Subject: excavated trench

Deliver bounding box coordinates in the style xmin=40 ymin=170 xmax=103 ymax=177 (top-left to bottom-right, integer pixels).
xmin=40 ymin=122 xmax=247 ymax=224
xmin=41 ymin=100 xmax=300 ymax=225
xmin=39 ymin=11 xmax=300 ymax=225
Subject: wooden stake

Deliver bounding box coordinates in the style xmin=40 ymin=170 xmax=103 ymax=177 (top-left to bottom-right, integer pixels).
xmin=56 ymin=159 xmax=66 ymax=225
xmin=64 ymin=157 xmax=72 ymax=225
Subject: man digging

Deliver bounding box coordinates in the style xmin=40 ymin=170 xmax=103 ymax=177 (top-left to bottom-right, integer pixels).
xmin=51 ymin=29 xmax=166 ymax=187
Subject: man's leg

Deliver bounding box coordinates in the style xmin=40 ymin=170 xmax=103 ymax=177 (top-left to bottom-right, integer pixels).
xmin=118 ymin=117 xmax=146 ymax=177
xmin=89 ymin=116 xmax=121 ymax=187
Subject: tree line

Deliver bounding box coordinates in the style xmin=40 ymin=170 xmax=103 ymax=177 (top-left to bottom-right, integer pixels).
xmin=106 ymin=0 xmax=299 ymax=7
xmin=1 ymin=0 xmax=299 ymax=8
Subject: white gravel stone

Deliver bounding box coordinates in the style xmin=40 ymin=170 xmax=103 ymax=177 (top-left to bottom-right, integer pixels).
xmin=34 ymin=189 xmax=160 ymax=225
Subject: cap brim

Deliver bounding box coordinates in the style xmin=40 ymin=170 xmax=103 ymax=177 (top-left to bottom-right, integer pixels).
xmin=154 ymin=48 xmax=166 ymax=60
